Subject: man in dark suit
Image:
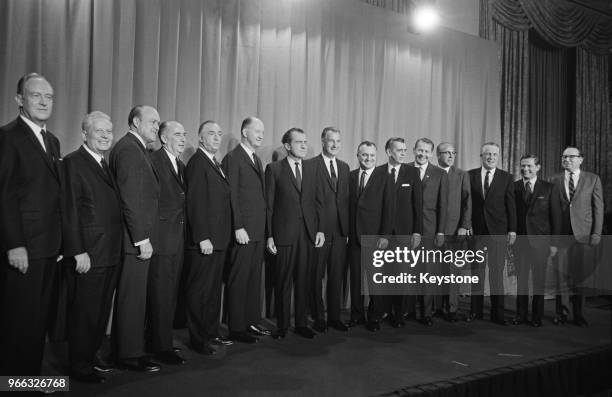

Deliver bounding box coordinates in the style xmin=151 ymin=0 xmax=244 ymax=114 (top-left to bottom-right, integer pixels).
xmin=0 ymin=73 xmax=62 ymax=375
xmin=147 ymin=121 xmax=187 ymax=364
xmin=62 ymin=111 xmax=122 ymax=383
xmin=512 ymin=154 xmax=559 ymax=327
xmin=467 ymin=142 xmax=516 ymax=325
xmin=436 ymin=142 xmax=471 ymax=322
xmin=406 ymin=138 xmax=445 ymax=326
xmin=550 ymin=146 xmax=603 ymax=327
xmin=373 ymin=138 xmax=422 ymax=330
xmin=306 ymin=127 xmax=350 ymax=333
xmin=222 ymin=117 xmax=270 ymax=343
xmin=184 ymin=120 xmax=233 ymax=354
xmin=109 ymin=105 xmax=161 ymax=372
xmin=265 ymin=128 xmax=325 ymax=339
xmin=347 ymin=141 xmax=394 ymax=330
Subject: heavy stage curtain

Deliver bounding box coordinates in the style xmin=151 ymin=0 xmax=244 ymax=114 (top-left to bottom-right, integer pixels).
xmin=0 ymin=0 xmax=500 ymax=171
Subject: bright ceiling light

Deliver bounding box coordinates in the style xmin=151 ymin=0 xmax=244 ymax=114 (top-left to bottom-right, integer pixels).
xmin=412 ymin=4 xmax=440 ymax=33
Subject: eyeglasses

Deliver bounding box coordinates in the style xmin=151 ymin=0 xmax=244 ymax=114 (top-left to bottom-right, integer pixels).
xmin=561 ymin=155 xmax=581 ymax=159
xmin=439 ymin=151 xmax=456 ymax=156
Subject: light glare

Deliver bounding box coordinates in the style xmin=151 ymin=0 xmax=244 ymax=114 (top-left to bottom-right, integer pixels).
xmin=412 ymin=5 xmax=439 ymax=33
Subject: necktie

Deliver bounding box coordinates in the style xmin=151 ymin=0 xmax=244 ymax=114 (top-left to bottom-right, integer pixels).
xmin=419 ymin=165 xmax=425 ymax=181
xmin=391 ymin=167 xmax=397 ymax=183
xmin=294 ymin=161 xmax=302 ymax=191
xmin=100 ymin=157 xmax=110 ymax=175
xmin=177 ymin=158 xmax=185 ymax=183
xmin=41 ymin=129 xmax=53 ymax=160
xmin=214 ymin=157 xmax=225 ymax=178
xmin=253 ymin=152 xmax=263 ymax=175
xmin=358 ymin=169 xmax=366 ymax=196
xmin=569 ymin=172 xmax=575 ymax=201
xmin=484 ymin=170 xmax=491 ymax=197
xmin=330 ymin=159 xmax=337 ymax=190
xmin=525 ymin=180 xmax=532 ymax=203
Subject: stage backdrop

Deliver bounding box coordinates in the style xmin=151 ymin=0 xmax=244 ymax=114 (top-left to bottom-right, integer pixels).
xmin=0 ymin=0 xmax=500 ymax=170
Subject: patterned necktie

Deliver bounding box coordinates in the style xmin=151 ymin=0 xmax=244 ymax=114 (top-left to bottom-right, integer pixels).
xmin=330 ymin=159 xmax=337 ymax=190
xmin=484 ymin=170 xmax=491 ymax=197
xmin=569 ymin=172 xmax=575 ymax=201
xmin=359 ymin=169 xmax=366 ymax=195
xmin=294 ymin=161 xmax=302 ymax=191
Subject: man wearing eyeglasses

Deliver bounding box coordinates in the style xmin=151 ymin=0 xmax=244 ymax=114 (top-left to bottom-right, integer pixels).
xmin=0 ymin=73 xmax=62 ymax=375
xmin=549 ymin=147 xmax=603 ymax=327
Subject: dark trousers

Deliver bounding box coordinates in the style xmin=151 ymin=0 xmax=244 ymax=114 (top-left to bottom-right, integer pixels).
xmin=0 ymin=256 xmax=57 ymax=375
xmin=470 ymin=236 xmax=506 ymax=321
xmin=554 ymin=241 xmax=594 ymax=319
xmin=113 ymin=254 xmax=150 ymax=359
xmin=515 ymin=241 xmax=547 ymax=322
xmin=348 ymin=242 xmax=365 ymax=322
xmin=226 ymin=240 xmax=264 ymax=333
xmin=275 ymin=223 xmax=313 ymax=330
xmin=147 ymin=252 xmax=183 ymax=352
xmin=67 ymin=264 xmax=118 ymax=376
xmin=312 ymin=228 xmax=347 ymax=323
xmin=185 ymin=249 xmax=225 ymax=348
xmin=442 ymin=236 xmax=467 ymax=313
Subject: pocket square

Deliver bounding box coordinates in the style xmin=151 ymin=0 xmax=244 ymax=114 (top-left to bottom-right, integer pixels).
xmin=401 ymin=183 xmax=411 ymax=187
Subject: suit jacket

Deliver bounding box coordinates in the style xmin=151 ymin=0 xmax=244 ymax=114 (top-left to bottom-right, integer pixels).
xmin=385 ymin=164 xmax=423 ymax=235
xmin=222 ymin=144 xmax=266 ymax=242
xmin=185 ymin=148 xmax=232 ymax=251
xmin=150 ymin=148 xmax=186 ymax=255
xmin=549 ymin=171 xmax=604 ymax=244
xmin=348 ymin=166 xmax=394 ymax=245
xmin=108 ymin=132 xmax=160 ymax=255
xmin=407 ymin=162 xmax=445 ymax=235
xmin=441 ymin=166 xmax=471 ymax=235
xmin=0 ymin=117 xmax=62 ymax=259
xmin=469 ymin=167 xmax=517 ymax=235
xmin=265 ymin=158 xmax=323 ymax=246
xmin=62 ymin=146 xmax=122 ymax=267
xmin=306 ymin=154 xmax=350 ymax=237
xmin=514 ymin=178 xmax=560 ymax=248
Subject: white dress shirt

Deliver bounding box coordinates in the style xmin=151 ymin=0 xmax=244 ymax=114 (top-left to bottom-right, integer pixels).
xmin=21 ymin=115 xmax=47 ymax=151
xmin=481 ymin=167 xmax=497 ymax=192
xmin=564 ymin=169 xmax=580 ymax=199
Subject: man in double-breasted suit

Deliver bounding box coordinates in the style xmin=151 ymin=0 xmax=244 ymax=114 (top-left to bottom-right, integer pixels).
xmin=550 ymin=146 xmax=603 ymax=327
xmin=63 ymin=111 xmax=122 ymax=383
xmin=109 ymin=105 xmax=161 ymax=372
xmin=265 ymin=128 xmax=325 ymax=339
xmin=306 ymin=127 xmax=350 ymax=333
xmin=513 ymin=154 xmax=560 ymax=327
xmin=468 ymin=142 xmax=516 ymax=325
xmin=184 ymin=120 xmax=232 ymax=354
xmin=347 ymin=141 xmax=394 ymax=330
xmin=148 ymin=121 xmax=187 ymax=364
xmin=0 ymin=73 xmax=62 ymax=375
xmin=222 ymin=117 xmax=269 ymax=343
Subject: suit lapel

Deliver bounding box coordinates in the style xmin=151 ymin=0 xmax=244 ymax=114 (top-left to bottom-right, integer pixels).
xmin=160 ymin=149 xmax=183 ymax=187
xmin=484 ymin=169 xmax=499 ymax=202
xmin=318 ymin=155 xmax=335 ymax=192
xmin=238 ymin=144 xmax=262 ymax=179
xmin=282 ymin=158 xmax=300 ymax=193
xmin=19 ymin=118 xmax=58 ymax=178
xmin=572 ymin=172 xmax=586 ymax=203
xmin=201 ymin=150 xmax=228 ymax=183
xmin=78 ymin=146 xmax=113 ymax=187
xmin=473 ymin=168 xmax=485 ymax=200
xmin=126 ymin=132 xmax=159 ymax=182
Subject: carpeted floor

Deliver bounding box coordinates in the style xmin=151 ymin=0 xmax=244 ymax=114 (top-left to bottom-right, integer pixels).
xmin=43 ymin=297 xmax=611 ymax=397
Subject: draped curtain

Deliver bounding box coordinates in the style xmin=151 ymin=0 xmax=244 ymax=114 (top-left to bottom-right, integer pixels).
xmin=0 ymin=0 xmax=500 ymax=171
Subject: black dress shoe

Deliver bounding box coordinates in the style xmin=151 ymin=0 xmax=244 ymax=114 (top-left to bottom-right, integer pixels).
xmin=347 ymin=318 xmax=366 ymax=328
xmin=552 ymin=313 xmax=568 ymax=325
xmin=466 ymin=312 xmax=482 ymax=322
xmin=72 ymin=372 xmax=106 ymax=384
xmin=294 ymin=326 xmax=316 ymax=339
xmin=192 ymin=342 xmax=216 ymax=355
xmin=271 ymin=328 xmax=288 ymax=339
xmin=328 ymin=320 xmax=349 ymax=332
xmin=249 ymin=324 xmax=271 ymax=336
xmin=366 ymin=320 xmax=381 ymax=332
xmin=210 ymin=336 xmax=234 ymax=346
xmin=421 ymin=316 xmax=433 ymax=327
xmin=313 ymin=320 xmax=327 ymax=333
xmin=230 ymin=331 xmax=259 ymax=344
xmin=573 ymin=316 xmax=588 ymax=327
xmin=118 ymin=357 xmax=161 ymax=372
xmin=155 ymin=351 xmax=186 ymax=365
xmin=531 ymin=319 xmax=542 ymax=327
xmin=93 ymin=363 xmax=114 ymax=373
xmin=511 ymin=316 xmax=525 ymax=325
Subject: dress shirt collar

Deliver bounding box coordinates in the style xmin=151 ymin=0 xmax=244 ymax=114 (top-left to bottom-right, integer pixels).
xmin=286 ymin=156 xmax=302 ymax=167
xmin=128 ymin=130 xmax=147 ymax=149
xmin=387 ymin=163 xmax=400 ymax=174
xmin=481 ymin=167 xmax=496 ymax=178
xmin=240 ymin=142 xmax=255 ymax=161
xmin=440 ymin=165 xmax=451 ymax=173
xmin=82 ymin=144 xmax=103 ymax=165
xmin=163 ymin=147 xmax=179 ymax=171
xmin=523 ymin=176 xmax=537 ymax=187
xmin=199 ymin=146 xmax=218 ymax=163
xmin=565 ymin=169 xmax=580 ymax=179
xmin=20 ymin=115 xmax=46 ymax=135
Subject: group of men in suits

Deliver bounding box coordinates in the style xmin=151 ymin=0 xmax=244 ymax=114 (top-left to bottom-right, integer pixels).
xmin=0 ymin=73 xmax=604 ymax=383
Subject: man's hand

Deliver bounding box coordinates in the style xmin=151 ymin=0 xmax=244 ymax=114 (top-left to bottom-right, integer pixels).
xmin=435 ymin=233 xmax=444 ymax=247
xmin=235 ymin=228 xmax=250 ymax=245
xmin=376 ymin=238 xmax=389 ymax=250
xmin=199 ymin=239 xmax=214 ymax=255
xmin=457 ymin=227 xmax=469 ymax=242
xmin=549 ymin=246 xmax=558 ymax=257
xmin=7 ymin=247 xmax=28 ymax=274
xmin=267 ymin=237 xmax=277 ymax=255
xmin=75 ymin=252 xmax=92 ymax=274
xmin=507 ymin=232 xmax=516 ymax=246
xmin=590 ymin=234 xmax=601 ymax=246
xmin=137 ymin=241 xmax=154 ymax=260
xmin=411 ymin=233 xmax=421 ymax=249
xmin=315 ymin=232 xmax=325 ymax=248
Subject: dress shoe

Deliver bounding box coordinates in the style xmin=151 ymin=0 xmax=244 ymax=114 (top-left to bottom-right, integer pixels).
xmin=403 ymin=312 xmax=417 ymax=321
xmin=210 ymin=336 xmax=234 ymax=346
xmin=118 ymin=357 xmax=161 ymax=372
xmin=552 ymin=313 xmax=568 ymax=325
xmin=249 ymin=324 xmax=271 ymax=336
xmin=511 ymin=316 xmax=525 ymax=325
xmin=155 ymin=350 xmax=186 ymax=365
xmin=294 ymin=326 xmax=316 ymax=339
xmin=531 ymin=319 xmax=543 ymax=327
xmin=573 ymin=316 xmax=588 ymax=327
xmin=271 ymin=328 xmax=288 ymax=339
xmin=347 ymin=318 xmax=366 ymax=328
xmin=172 ymin=347 xmax=182 ymax=353
xmin=421 ymin=316 xmax=433 ymax=327
xmin=466 ymin=312 xmax=482 ymax=322
xmin=192 ymin=342 xmax=216 ymax=355
xmin=230 ymin=331 xmax=259 ymax=344
xmin=72 ymin=372 xmax=106 ymax=384
xmin=366 ymin=320 xmax=381 ymax=332
xmin=328 ymin=320 xmax=349 ymax=332
xmin=93 ymin=363 xmax=114 ymax=373
xmin=313 ymin=320 xmax=327 ymax=333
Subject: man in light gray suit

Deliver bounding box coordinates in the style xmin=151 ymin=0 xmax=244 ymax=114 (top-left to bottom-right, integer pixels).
xmin=550 ymin=146 xmax=603 ymax=327
xmin=436 ymin=142 xmax=471 ymax=322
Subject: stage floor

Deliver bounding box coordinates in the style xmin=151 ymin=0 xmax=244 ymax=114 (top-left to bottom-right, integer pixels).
xmin=44 ymin=297 xmax=611 ymax=397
